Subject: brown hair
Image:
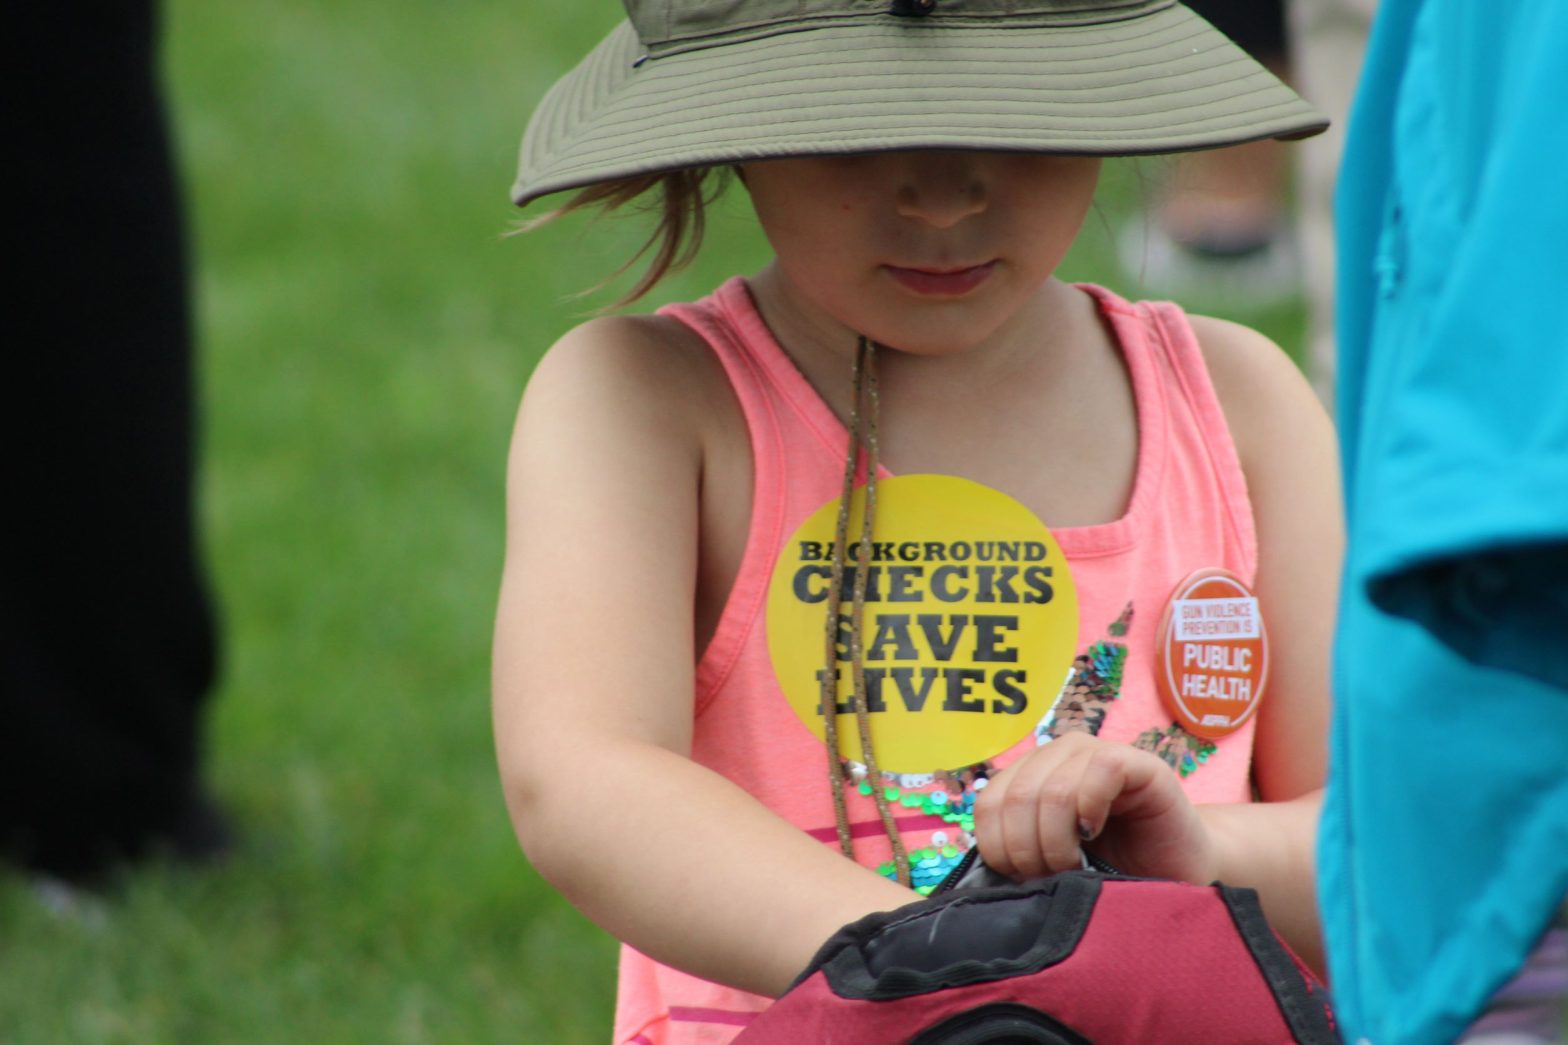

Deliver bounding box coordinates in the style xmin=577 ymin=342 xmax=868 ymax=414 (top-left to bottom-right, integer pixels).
xmin=518 ymin=167 xmax=732 ymax=308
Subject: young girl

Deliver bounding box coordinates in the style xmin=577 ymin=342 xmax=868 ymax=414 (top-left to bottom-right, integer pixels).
xmin=494 ymin=3 xmax=1342 ymax=1041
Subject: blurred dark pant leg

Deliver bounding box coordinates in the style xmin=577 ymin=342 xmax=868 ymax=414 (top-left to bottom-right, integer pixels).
xmin=1185 ymin=0 xmax=1288 ymax=58
xmin=4 ymin=0 xmax=219 ymax=877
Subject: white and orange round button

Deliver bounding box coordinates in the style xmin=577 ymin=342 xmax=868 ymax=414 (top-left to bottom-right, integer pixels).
xmin=1154 ymin=568 xmax=1269 ymax=740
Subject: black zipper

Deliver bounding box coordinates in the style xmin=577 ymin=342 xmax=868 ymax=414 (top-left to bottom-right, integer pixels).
xmin=930 ymin=846 xmax=982 ymax=895
xmin=1081 ymin=849 xmax=1121 ymax=875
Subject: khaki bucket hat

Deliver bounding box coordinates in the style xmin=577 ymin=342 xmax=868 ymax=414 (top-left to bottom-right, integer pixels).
xmin=514 ymin=0 xmax=1327 ymax=207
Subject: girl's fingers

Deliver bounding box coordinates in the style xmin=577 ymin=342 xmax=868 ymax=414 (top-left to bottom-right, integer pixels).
xmin=972 ymin=767 xmax=1013 ymax=877
xmin=1061 ymin=746 xmax=1206 ymax=881
xmin=1073 ymin=746 xmax=1137 ymax=843
xmin=977 ymin=735 xmax=1096 ymax=879
xmin=1025 ymin=771 xmax=1088 ymax=878
xmin=976 ymin=757 xmax=1031 ymax=879
xmin=974 ymin=737 xmax=1212 ymax=885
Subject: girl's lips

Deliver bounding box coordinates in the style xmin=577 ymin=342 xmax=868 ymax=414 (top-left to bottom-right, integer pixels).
xmin=884 ymin=260 xmax=997 ymax=297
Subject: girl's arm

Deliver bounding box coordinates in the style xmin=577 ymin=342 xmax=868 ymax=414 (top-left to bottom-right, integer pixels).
xmin=1199 ymin=313 xmax=1341 ymax=973
xmin=975 ymin=315 xmax=1340 ymax=973
xmin=492 ymin=318 xmax=911 ymax=998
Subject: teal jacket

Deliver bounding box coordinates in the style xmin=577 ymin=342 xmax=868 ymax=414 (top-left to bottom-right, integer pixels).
xmin=1321 ymin=1 xmax=1568 ymax=1041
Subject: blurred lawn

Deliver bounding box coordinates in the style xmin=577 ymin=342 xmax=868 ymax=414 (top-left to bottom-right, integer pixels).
xmin=0 ymin=2 xmax=1306 ymax=1041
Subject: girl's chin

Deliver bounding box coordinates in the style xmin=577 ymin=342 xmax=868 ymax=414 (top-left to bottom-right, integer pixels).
xmin=855 ymin=318 xmax=1003 ymax=357
xmin=864 ymin=299 xmax=1022 ymax=354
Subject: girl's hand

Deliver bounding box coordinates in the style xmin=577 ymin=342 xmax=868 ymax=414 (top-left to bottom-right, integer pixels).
xmin=973 ymin=732 xmax=1218 ymax=885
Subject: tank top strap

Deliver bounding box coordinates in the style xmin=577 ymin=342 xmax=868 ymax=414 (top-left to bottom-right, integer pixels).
xmin=658 ymin=278 xmax=873 ymax=711
xmin=1078 ymin=284 xmax=1258 ymax=580
xmin=663 ymin=280 xmax=834 ymax=458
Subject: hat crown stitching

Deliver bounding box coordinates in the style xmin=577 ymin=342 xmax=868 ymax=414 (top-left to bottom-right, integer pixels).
xmin=623 ymin=0 xmax=1167 ymax=54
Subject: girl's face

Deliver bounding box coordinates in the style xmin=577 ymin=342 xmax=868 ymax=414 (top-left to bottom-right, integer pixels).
xmin=741 ymin=150 xmax=1101 ymax=356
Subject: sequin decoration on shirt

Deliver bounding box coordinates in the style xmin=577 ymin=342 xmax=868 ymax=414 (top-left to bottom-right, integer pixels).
xmin=1040 ymin=602 xmax=1217 ymax=777
xmin=1133 ymin=722 xmax=1218 ymax=777
xmin=1035 ymin=603 xmax=1133 ymax=742
xmin=856 ymin=763 xmax=995 ymax=894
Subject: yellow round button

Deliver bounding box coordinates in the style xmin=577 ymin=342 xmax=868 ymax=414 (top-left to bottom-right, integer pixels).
xmin=767 ymin=475 xmax=1079 ymax=773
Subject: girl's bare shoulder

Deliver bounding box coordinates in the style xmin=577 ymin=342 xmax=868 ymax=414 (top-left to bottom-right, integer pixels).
xmin=517 ymin=311 xmax=736 ymax=457
xmin=526 ymin=312 xmax=727 ymax=410
xmin=1183 ymin=313 xmax=1332 ymax=471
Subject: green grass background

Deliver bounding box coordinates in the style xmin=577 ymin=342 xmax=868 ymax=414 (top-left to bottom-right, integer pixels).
xmin=0 ymin=2 xmax=1306 ymax=1041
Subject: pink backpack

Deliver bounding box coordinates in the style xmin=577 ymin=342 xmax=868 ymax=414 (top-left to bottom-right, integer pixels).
xmin=736 ymin=869 xmax=1337 ymax=1044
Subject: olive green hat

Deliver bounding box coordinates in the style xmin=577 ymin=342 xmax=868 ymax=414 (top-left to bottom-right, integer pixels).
xmin=514 ymin=0 xmax=1327 ymax=206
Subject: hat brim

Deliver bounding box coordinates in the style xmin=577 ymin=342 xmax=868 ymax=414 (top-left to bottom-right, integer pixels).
xmin=514 ymin=3 xmax=1327 ymax=206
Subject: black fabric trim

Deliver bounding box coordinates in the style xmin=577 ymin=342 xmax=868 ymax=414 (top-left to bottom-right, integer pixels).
xmin=907 ymin=1003 xmax=1094 ymax=1045
xmin=1218 ymin=884 xmax=1340 ymax=1044
xmin=794 ymin=872 xmax=1102 ymax=1001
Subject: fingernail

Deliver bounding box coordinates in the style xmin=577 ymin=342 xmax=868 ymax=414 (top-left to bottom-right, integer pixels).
xmin=1077 ymin=818 xmax=1095 ymax=841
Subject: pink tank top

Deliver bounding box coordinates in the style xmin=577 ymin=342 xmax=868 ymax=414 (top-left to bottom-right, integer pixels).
xmin=614 ymin=278 xmax=1260 ymax=1044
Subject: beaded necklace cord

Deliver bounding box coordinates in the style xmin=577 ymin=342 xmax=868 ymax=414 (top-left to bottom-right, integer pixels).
xmin=818 ymin=336 xmax=912 ymax=888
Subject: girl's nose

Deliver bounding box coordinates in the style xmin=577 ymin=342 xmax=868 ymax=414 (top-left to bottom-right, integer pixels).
xmin=894 ymin=154 xmax=988 ymax=228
